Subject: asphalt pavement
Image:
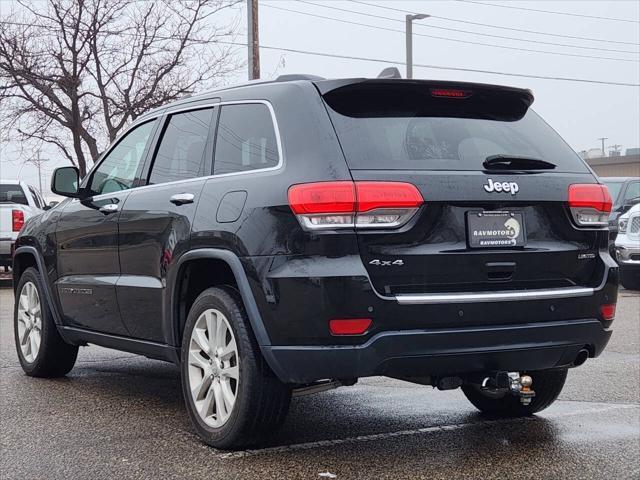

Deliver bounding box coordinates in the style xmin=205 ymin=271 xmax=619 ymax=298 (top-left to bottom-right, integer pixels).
xmin=1 ymin=286 xmax=638 ymax=480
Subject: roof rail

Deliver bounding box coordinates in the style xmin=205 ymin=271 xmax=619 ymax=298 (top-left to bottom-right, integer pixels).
xmin=275 ymin=74 xmax=325 ymax=82
xmin=377 ymin=67 xmax=402 ymax=79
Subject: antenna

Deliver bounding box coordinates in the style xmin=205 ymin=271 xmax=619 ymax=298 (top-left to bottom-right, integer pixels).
xmin=377 ymin=67 xmax=402 ymax=79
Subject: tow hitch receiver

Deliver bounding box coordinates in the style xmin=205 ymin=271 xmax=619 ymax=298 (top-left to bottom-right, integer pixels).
xmin=480 ymin=372 xmax=536 ymax=405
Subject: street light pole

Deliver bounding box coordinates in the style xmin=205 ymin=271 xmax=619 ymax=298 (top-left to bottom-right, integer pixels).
xmin=597 ymin=137 xmax=608 ymax=157
xmin=405 ymin=13 xmax=429 ymax=79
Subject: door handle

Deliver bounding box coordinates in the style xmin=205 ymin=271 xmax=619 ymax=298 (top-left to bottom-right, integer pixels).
xmin=170 ymin=193 xmax=195 ymax=206
xmin=99 ymin=204 xmax=119 ymax=214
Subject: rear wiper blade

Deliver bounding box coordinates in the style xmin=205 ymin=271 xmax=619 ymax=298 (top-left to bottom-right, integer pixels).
xmin=483 ymin=154 xmax=556 ymax=171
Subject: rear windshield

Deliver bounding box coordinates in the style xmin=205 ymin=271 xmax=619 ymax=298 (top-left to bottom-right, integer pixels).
xmin=0 ymin=184 xmax=28 ymax=205
xmin=324 ymin=89 xmax=589 ymax=173
xmin=602 ymin=181 xmax=623 ymax=202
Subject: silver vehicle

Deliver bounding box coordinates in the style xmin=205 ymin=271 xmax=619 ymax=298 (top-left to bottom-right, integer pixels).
xmin=615 ymin=203 xmax=640 ymax=290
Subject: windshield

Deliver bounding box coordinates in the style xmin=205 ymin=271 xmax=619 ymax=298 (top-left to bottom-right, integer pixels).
xmin=325 ymin=99 xmax=589 ymax=173
xmin=602 ymin=181 xmax=623 ymax=203
xmin=0 ymin=184 xmax=28 ymax=205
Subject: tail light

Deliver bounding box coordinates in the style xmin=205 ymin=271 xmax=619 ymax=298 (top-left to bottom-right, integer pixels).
xmin=12 ymin=209 xmax=25 ymax=232
xmin=288 ymin=181 xmax=423 ymax=231
xmin=329 ymin=318 xmax=372 ymax=336
xmin=568 ymin=184 xmax=612 ymax=227
xmin=600 ymin=303 xmax=616 ymax=321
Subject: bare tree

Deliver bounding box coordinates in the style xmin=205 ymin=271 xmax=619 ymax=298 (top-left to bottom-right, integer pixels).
xmin=0 ymin=0 xmax=242 ymax=176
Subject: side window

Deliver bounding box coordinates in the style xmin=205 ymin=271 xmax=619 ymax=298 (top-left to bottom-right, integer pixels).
xmin=149 ymin=108 xmax=214 ymax=185
xmin=624 ymin=182 xmax=640 ymax=202
xmin=89 ymin=121 xmax=156 ymax=195
xmin=213 ymin=103 xmax=279 ymax=175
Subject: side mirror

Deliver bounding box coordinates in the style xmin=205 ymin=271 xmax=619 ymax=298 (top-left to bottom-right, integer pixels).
xmin=51 ymin=167 xmax=80 ymax=198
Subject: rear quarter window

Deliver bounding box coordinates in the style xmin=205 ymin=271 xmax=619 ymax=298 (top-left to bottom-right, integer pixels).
xmin=213 ymin=103 xmax=280 ymax=175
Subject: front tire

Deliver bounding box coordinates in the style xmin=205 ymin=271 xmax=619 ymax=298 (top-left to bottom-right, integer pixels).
xmin=180 ymin=286 xmax=291 ymax=449
xmin=14 ymin=267 xmax=78 ymax=377
xmin=462 ymin=369 xmax=567 ymax=416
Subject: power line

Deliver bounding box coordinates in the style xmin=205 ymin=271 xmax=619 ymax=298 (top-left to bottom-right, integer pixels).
xmin=290 ymin=1 xmax=639 ymax=55
xmin=455 ymin=0 xmax=640 ymax=24
xmin=349 ymin=0 xmax=640 ymax=47
xmin=281 ymin=1 xmax=638 ymax=62
xmin=1 ymin=20 xmax=638 ymax=87
xmin=223 ymin=40 xmax=640 ymax=87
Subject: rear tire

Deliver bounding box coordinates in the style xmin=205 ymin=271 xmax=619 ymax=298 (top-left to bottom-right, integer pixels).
xmin=180 ymin=286 xmax=291 ymax=449
xmin=462 ymin=368 xmax=567 ymax=416
xmin=14 ymin=267 xmax=78 ymax=377
xmin=620 ymin=266 xmax=640 ymax=290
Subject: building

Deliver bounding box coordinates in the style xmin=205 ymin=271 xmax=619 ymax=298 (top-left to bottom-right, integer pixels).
xmin=585 ymin=153 xmax=640 ymax=178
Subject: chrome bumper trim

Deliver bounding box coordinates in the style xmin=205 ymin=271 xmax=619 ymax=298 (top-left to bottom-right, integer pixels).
xmin=395 ymin=287 xmax=594 ymax=305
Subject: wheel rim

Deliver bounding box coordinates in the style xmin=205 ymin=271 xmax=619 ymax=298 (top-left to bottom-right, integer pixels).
xmin=16 ymin=281 xmax=42 ymax=363
xmin=188 ymin=308 xmax=239 ymax=428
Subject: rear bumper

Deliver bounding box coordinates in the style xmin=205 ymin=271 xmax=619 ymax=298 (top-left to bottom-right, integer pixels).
xmin=244 ymin=253 xmax=618 ymax=384
xmin=0 ymin=238 xmax=15 ymax=254
xmin=615 ymin=244 xmax=640 ymax=267
xmin=0 ymin=239 xmax=14 ymax=266
xmin=262 ymin=319 xmax=611 ymax=384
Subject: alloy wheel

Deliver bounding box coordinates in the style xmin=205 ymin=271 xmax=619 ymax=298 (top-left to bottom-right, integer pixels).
xmin=188 ymin=308 xmax=239 ymax=428
xmin=16 ymin=281 xmax=42 ymax=363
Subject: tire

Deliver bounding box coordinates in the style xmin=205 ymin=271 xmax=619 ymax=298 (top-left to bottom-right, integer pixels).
xmin=180 ymin=286 xmax=291 ymax=449
xmin=14 ymin=267 xmax=78 ymax=377
xmin=620 ymin=266 xmax=640 ymax=290
xmin=462 ymin=368 xmax=567 ymax=416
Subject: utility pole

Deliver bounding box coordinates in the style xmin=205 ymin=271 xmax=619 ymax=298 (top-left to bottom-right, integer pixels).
xmin=247 ymin=0 xmax=260 ymax=80
xmin=27 ymin=152 xmax=49 ymax=195
xmin=405 ymin=13 xmax=429 ymax=79
xmin=608 ymin=144 xmax=622 ymax=156
xmin=597 ymin=137 xmax=608 ymax=157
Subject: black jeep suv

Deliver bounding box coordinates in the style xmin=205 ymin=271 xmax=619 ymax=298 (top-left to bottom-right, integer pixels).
xmin=13 ymin=75 xmax=618 ymax=449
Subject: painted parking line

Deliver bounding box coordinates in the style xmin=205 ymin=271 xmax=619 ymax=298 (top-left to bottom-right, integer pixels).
xmin=221 ymin=403 xmax=639 ymax=459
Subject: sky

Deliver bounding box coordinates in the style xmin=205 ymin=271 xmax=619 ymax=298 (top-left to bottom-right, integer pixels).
xmin=1 ymin=0 xmax=639 ymax=199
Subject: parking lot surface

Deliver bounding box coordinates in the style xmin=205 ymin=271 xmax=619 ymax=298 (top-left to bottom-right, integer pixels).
xmin=1 ymin=286 xmax=639 ymax=479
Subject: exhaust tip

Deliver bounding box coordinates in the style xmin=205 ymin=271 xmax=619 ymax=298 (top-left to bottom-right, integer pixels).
xmin=573 ymin=348 xmax=589 ymax=367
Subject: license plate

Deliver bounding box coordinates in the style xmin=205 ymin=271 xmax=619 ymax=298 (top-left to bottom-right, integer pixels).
xmin=467 ymin=211 xmax=526 ymax=248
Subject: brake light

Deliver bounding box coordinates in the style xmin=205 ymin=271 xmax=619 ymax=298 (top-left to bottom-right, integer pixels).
xmin=288 ymin=181 xmax=423 ymax=230
xmin=329 ymin=318 xmax=372 ymax=336
xmin=568 ymin=184 xmax=612 ymax=227
xmin=430 ymin=88 xmax=472 ymax=98
xmin=12 ymin=209 xmax=25 ymax=232
xmin=600 ymin=303 xmax=616 ymax=321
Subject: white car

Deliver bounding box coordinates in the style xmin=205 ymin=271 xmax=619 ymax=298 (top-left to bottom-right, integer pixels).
xmin=0 ymin=180 xmax=46 ymax=268
xmin=615 ymin=203 xmax=640 ymax=290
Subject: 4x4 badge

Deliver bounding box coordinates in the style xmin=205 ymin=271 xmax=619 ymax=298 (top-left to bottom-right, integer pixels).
xmin=369 ymin=259 xmax=404 ymax=266
xmin=484 ymin=178 xmax=519 ymax=195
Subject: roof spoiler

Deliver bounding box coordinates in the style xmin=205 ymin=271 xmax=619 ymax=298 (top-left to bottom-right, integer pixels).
xmin=317 ymin=79 xmax=535 ymax=122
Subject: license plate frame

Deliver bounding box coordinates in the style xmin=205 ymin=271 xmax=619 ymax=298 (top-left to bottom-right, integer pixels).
xmin=466 ymin=211 xmax=526 ymax=248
